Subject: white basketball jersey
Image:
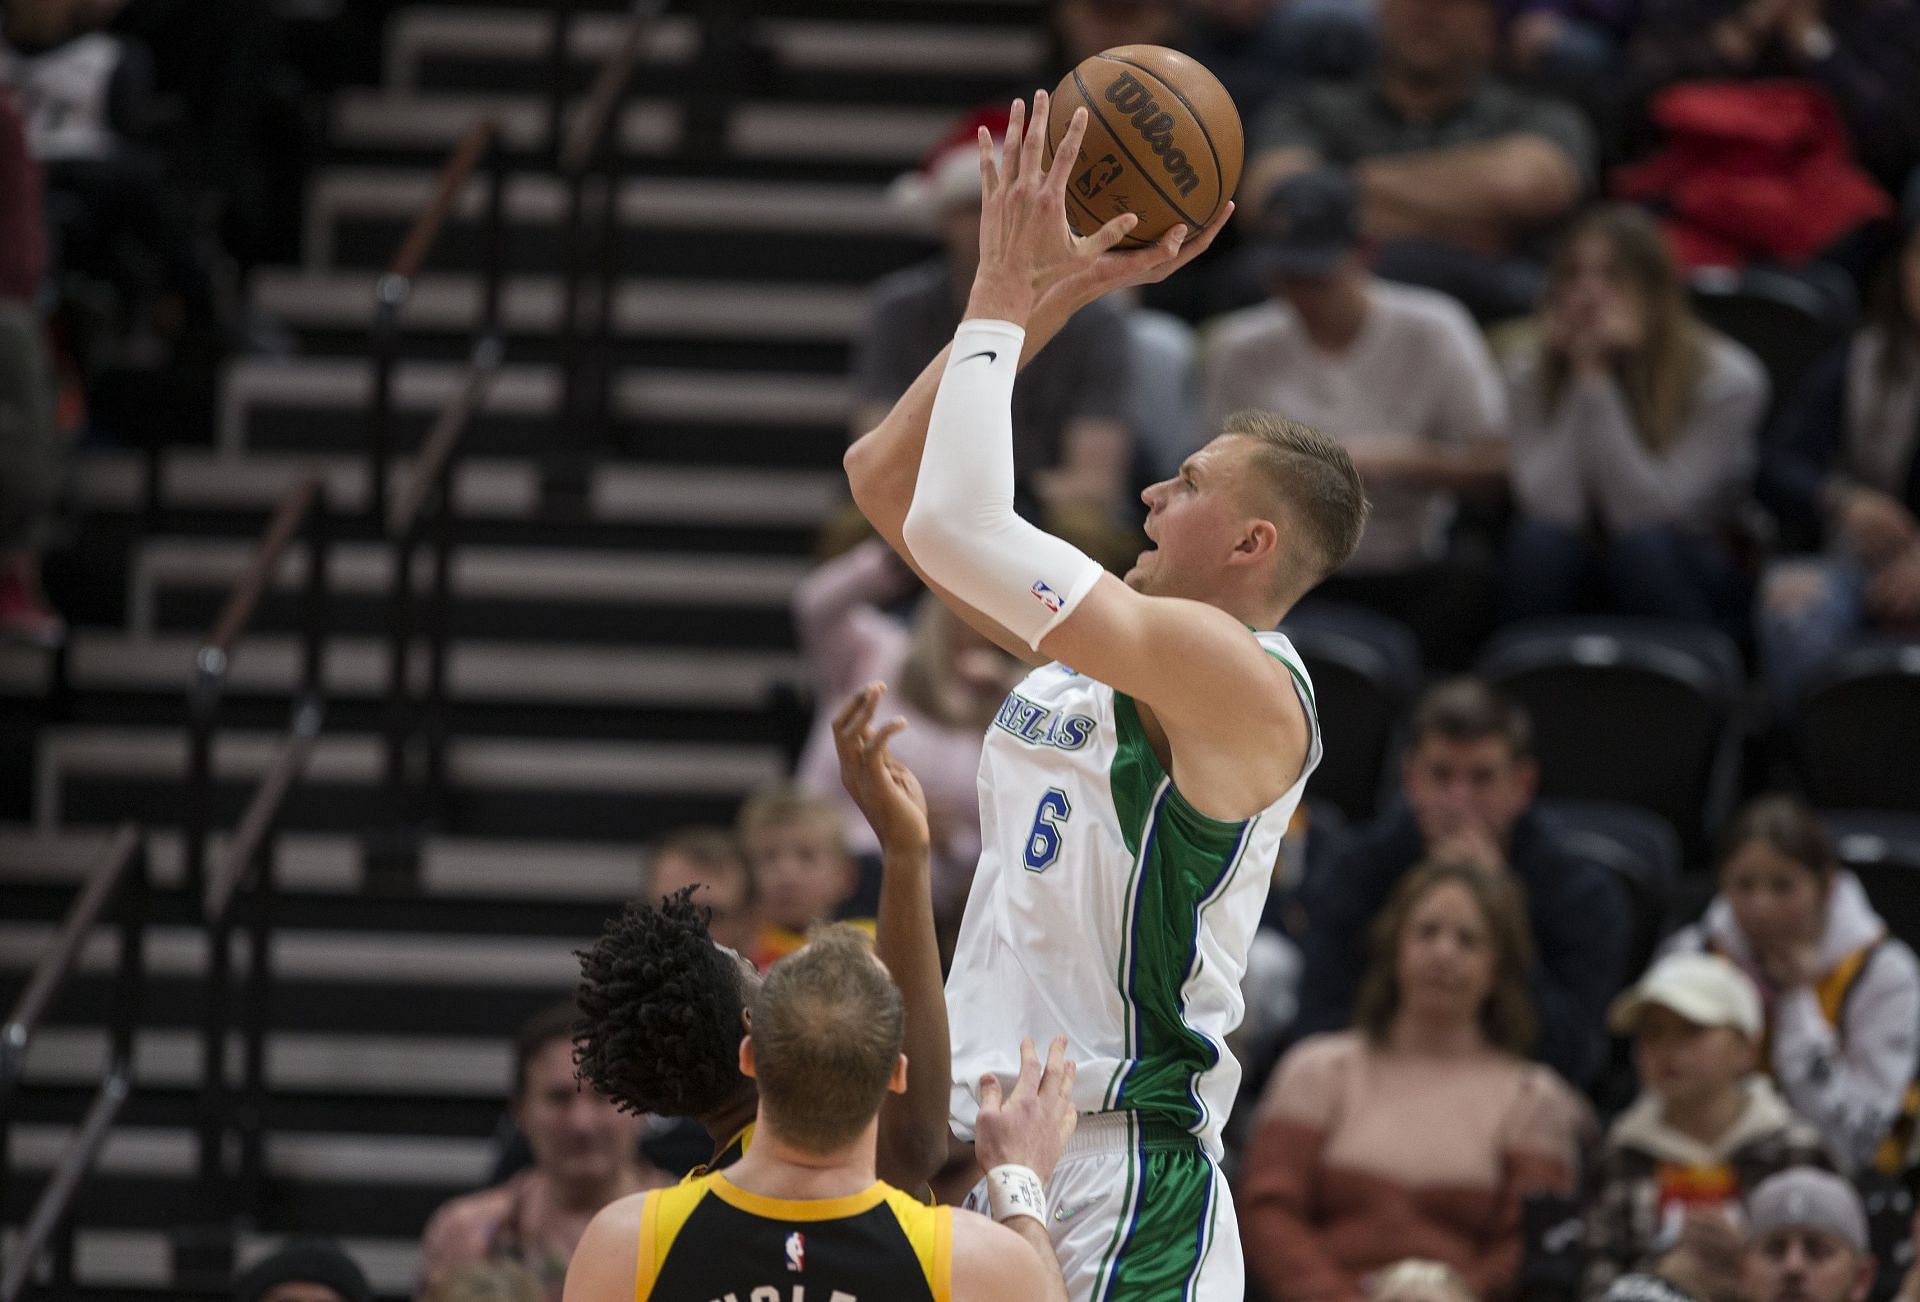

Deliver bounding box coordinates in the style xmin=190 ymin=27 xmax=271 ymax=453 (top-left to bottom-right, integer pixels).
xmin=946 ymin=631 xmax=1321 ymax=1160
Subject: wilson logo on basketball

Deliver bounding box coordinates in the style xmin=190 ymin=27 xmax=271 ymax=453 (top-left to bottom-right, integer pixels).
xmin=1103 ymin=71 xmax=1200 ymax=197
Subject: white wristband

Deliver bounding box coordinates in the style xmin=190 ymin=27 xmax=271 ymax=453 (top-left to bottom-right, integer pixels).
xmin=986 ymin=1163 xmax=1047 ymax=1225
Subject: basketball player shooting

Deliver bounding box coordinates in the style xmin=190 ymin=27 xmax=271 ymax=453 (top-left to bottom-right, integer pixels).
xmin=844 ymin=92 xmax=1369 ymax=1301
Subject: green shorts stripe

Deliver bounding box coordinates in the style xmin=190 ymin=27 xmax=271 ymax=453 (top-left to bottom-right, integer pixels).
xmin=1099 ymin=1123 xmax=1217 ymax=1302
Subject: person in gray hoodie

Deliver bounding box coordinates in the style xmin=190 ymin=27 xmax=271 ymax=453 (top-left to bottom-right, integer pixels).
xmin=1583 ymin=952 xmax=1832 ymax=1302
xmin=1661 ymin=796 xmax=1920 ymax=1178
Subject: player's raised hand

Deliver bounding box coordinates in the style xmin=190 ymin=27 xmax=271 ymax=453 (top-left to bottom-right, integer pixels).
xmin=974 ymin=1035 xmax=1078 ymax=1184
xmin=969 ymin=92 xmax=1139 ymax=318
xmin=1041 ymin=197 xmax=1235 ymax=314
xmin=833 ymin=682 xmax=931 ymax=860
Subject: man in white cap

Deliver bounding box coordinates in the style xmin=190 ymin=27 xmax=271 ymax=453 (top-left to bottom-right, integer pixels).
xmin=1739 ymin=1168 xmax=1876 ymax=1302
xmin=1585 ymin=953 xmax=1833 ymax=1302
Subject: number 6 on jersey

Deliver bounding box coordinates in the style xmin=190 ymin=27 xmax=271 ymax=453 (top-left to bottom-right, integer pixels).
xmin=1022 ymin=788 xmax=1071 ymax=873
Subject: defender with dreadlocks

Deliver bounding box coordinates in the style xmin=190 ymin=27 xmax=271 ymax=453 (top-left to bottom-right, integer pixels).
xmin=576 ymin=682 xmax=953 ymax=1191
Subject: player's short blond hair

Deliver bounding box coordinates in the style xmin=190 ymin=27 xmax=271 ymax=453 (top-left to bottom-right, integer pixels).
xmin=1221 ymin=410 xmax=1369 ymax=599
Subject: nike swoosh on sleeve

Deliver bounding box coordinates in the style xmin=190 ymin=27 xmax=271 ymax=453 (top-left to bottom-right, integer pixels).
xmin=959 ymin=349 xmax=998 ymax=365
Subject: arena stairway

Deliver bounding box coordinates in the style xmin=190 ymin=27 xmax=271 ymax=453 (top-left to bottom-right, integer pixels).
xmin=1 ymin=1 xmax=1046 ymax=1295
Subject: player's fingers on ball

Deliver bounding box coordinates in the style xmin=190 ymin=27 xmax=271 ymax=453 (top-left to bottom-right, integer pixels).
xmin=1088 ymin=211 xmax=1139 ymax=256
xmin=1051 ymin=107 xmax=1089 ymax=191
xmin=1020 ymin=90 xmax=1048 ymax=179
xmin=1185 ymin=202 xmax=1234 ymax=258
xmin=1003 ymin=98 xmax=1026 ymax=184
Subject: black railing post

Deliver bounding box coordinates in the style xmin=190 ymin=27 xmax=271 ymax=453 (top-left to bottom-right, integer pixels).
xmin=484 ymin=138 xmax=509 ymax=340
xmin=368 ymin=283 xmax=406 ymax=529
xmin=384 ymin=523 xmax=416 ymax=799
xmin=547 ymin=0 xmax=578 ymax=173
xmin=197 ymin=895 xmax=232 ymax=1199
xmin=183 ymin=658 xmax=222 ymax=903
xmin=592 ymin=130 xmax=622 ymax=449
xmin=238 ymin=836 xmax=273 ymax=1222
xmin=424 ymin=476 xmax=457 ymax=818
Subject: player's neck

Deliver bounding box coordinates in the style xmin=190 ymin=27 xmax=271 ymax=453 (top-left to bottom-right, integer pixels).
xmin=701 ymin=1088 xmax=760 ymax=1150
xmin=724 ymin=1117 xmax=879 ymax=1201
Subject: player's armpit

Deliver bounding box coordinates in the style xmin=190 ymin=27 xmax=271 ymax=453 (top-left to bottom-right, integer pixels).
xmin=1038 ymin=573 xmax=1308 ymax=815
xmin=561 ymin=1195 xmax=646 ymax=1302
xmin=951 ymin=1211 xmax=1069 ymax=1302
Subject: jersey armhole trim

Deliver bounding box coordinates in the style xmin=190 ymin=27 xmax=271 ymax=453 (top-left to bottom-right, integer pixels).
xmin=934 ymin=1205 xmax=954 ymax=1302
xmin=635 ymin=1190 xmax=659 ymax=1302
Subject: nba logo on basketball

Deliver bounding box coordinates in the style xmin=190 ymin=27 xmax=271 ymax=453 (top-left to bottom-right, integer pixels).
xmin=1030 ymin=580 xmax=1064 ymax=614
xmin=784 ymin=1231 xmax=805 ymax=1273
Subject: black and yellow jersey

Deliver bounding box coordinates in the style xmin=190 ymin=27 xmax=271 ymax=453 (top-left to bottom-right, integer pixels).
xmin=636 ymin=1172 xmax=950 ymax=1302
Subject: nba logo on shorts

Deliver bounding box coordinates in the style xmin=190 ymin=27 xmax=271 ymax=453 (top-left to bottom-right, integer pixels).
xmin=785 ymin=1231 xmax=805 ymax=1273
xmin=1031 ymin=580 xmax=1064 ymax=614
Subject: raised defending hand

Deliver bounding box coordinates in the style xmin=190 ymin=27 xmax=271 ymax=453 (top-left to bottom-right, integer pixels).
xmin=974 ymin=1035 xmax=1079 ymax=1185
xmin=833 ymin=682 xmax=931 ymax=860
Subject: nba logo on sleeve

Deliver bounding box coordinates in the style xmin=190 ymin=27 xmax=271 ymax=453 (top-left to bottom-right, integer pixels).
xmin=1031 ymin=580 xmax=1064 ymax=614
xmin=785 ymin=1231 xmax=805 ymax=1273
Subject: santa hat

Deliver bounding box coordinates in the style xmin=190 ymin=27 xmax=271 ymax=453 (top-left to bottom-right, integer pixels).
xmin=888 ymin=105 xmax=1011 ymax=223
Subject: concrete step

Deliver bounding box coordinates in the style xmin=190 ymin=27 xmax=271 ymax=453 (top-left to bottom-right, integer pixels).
xmin=219 ymin=355 xmax=850 ymax=467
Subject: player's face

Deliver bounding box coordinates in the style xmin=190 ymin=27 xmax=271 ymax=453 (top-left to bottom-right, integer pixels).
xmin=1742 ymin=1229 xmax=1872 ymax=1302
xmin=516 ymin=1037 xmax=645 ymax=1191
xmin=747 ymin=820 xmax=854 ymax=933
xmin=651 ymin=851 xmax=756 ymax=954
xmin=1632 ymin=1006 xmax=1752 ymax=1110
xmin=1721 ymin=839 xmax=1828 ymax=956
xmin=1130 ymin=438 xmax=1252 ymax=598
xmin=1393 ymin=879 xmax=1497 ymax=1027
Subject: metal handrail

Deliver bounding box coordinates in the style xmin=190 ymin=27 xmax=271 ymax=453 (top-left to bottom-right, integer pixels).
xmin=0 ymin=826 xmax=141 ymax=1094
xmin=183 ymin=474 xmax=330 ymax=903
xmin=0 ymin=827 xmax=148 ymax=1302
xmin=368 ymin=119 xmax=506 ymax=526
xmin=559 ymin=1 xmax=664 ymax=444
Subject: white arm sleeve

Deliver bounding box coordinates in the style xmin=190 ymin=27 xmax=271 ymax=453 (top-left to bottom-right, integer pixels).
xmin=902 ymin=319 xmax=1106 ymax=651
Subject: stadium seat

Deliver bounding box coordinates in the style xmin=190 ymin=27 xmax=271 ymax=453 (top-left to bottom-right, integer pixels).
xmin=1478 ymin=618 xmax=1744 ymax=854
xmin=1825 ymin=811 xmax=1920 ymax=953
xmin=1278 ymin=602 xmax=1423 ymax=823
xmin=1799 ymin=642 xmax=1920 ymax=814
xmin=1689 ymin=266 xmax=1855 ymax=418
xmin=1538 ymin=798 xmax=1682 ymax=977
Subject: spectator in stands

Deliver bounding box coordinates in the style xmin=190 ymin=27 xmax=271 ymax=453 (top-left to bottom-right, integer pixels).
xmin=0 ymin=70 xmax=65 ymax=647
xmin=860 ymin=111 xmax=1135 ymax=522
xmin=1198 ymin=168 xmax=1509 ymax=667
xmin=792 ymin=538 xmax=1022 ymax=920
xmin=1737 ymin=1168 xmax=1877 ymax=1302
xmin=1047 ymin=0 xmax=1182 ymax=68
xmin=1241 ymin=860 xmax=1589 ymax=1301
xmin=1583 ymin=953 xmax=1833 ymax=1302
xmin=1293 ymin=677 xmax=1631 ymax=1089
xmin=423 ymin=1263 xmax=542 ymax=1302
xmin=1659 ymin=796 xmax=1920 ymax=1177
xmin=1621 ymin=0 xmax=1920 ymax=194
xmin=1243 ymin=0 xmax=1596 ymax=320
xmin=1757 ymin=182 xmax=1920 ymax=714
xmin=577 ymin=687 xmax=954 ymax=1192
xmin=234 ymin=1237 xmax=373 ymax=1302
xmin=737 ymin=784 xmax=867 ymax=971
xmin=1502 ymin=0 xmax=1636 ymax=83
xmin=1182 ymin=0 xmax=1377 ymax=121
xmin=417 ymin=1004 xmax=666 ymax=1301
xmin=645 ymin=827 xmax=755 ymax=957
xmin=1502 ymin=205 xmax=1768 ymax=637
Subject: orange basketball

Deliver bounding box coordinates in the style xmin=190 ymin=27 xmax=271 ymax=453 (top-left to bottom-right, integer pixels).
xmin=1043 ymin=45 xmax=1244 ymax=249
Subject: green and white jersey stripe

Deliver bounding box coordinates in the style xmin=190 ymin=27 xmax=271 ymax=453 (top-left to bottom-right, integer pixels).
xmin=946 ymin=630 xmax=1321 ymax=1160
